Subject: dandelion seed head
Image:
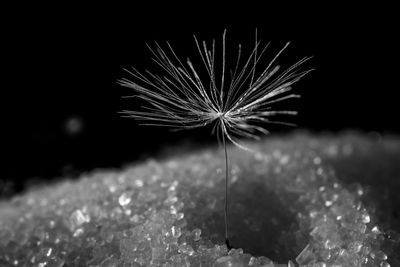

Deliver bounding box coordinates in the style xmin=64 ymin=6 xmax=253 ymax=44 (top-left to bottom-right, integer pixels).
xmin=120 ymin=30 xmax=312 ymax=150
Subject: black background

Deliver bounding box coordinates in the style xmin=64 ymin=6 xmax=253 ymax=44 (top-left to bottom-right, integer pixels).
xmin=1 ymin=4 xmax=399 ymax=196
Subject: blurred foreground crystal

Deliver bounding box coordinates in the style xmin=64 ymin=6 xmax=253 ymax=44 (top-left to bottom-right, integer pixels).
xmin=1 ymin=131 xmax=399 ymax=266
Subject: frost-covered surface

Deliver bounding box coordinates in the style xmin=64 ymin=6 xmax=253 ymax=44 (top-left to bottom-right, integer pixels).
xmin=1 ymin=132 xmax=399 ymax=266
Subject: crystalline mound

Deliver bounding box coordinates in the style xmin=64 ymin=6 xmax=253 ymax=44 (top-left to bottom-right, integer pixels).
xmin=0 ymin=131 xmax=399 ymax=266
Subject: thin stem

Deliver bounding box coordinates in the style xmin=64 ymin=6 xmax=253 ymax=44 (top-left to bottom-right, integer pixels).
xmin=222 ymin=132 xmax=231 ymax=249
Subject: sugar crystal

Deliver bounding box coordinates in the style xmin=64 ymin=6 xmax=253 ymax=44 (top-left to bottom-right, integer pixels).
xmin=69 ymin=209 xmax=90 ymax=231
xmin=192 ymin=228 xmax=201 ymax=241
xmin=118 ymin=192 xmax=132 ymax=206
xmin=0 ymin=132 xmax=399 ymax=266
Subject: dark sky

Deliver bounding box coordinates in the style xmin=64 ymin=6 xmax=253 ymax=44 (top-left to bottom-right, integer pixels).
xmin=1 ymin=4 xmax=399 ymax=193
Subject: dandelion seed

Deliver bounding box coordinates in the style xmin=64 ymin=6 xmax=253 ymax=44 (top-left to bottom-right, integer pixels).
xmin=120 ymin=30 xmax=312 ymax=249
